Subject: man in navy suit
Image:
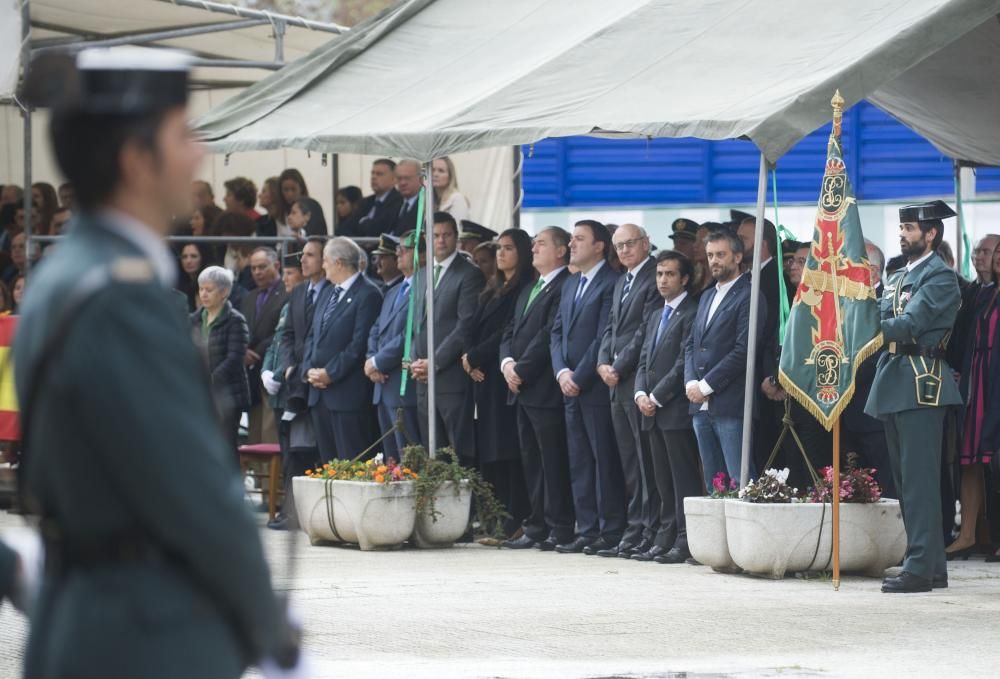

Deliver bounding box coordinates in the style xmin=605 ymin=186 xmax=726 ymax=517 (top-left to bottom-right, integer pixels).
xmin=634 ymin=251 xmax=701 ymax=564
xmin=365 ymin=230 xmax=425 ymax=462
xmin=338 ymin=159 xmax=403 ymax=238
xmin=303 ymin=237 xmax=383 ymax=460
xmin=684 ymin=230 xmax=764 ymax=488
xmin=550 ymin=220 xmax=627 ymax=554
xmin=500 ymin=226 xmax=576 ymax=550
xmin=596 ymin=224 xmax=662 ymax=558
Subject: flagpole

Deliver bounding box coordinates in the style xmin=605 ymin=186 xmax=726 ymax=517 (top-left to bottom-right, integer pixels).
xmin=832 ymin=418 xmax=841 ymax=590
xmin=740 ymin=153 xmax=769 ymax=488
xmin=423 ymin=162 xmax=437 ymax=460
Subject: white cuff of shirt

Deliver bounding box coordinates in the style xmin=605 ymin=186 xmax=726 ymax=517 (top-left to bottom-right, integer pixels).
xmin=556 ymin=368 xmax=571 ymax=381
xmin=370 ymin=357 xmax=379 ymax=372
xmin=500 ymin=357 xmax=515 ymax=371
xmin=649 ymin=393 xmax=662 ymax=408
xmin=633 ymin=391 xmax=646 ymax=404
xmin=698 ymin=379 xmax=713 ymax=396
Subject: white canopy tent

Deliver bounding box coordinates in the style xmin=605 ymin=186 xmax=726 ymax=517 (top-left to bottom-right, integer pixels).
xmin=192 ymin=0 xmax=1000 ymax=476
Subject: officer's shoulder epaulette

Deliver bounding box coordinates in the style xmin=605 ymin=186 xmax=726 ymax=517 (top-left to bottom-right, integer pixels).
xmin=109 ymin=257 xmax=156 ymax=284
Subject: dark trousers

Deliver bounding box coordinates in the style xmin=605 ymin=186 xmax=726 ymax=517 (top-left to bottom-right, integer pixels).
xmin=884 ymin=408 xmax=947 ymax=579
xmin=648 ymin=426 xmax=702 ymax=551
xmin=221 ymin=408 xmax=242 ymax=468
xmin=482 ymin=459 xmax=531 ymax=536
xmin=311 ymin=406 xmax=368 ymax=461
xmin=518 ymin=403 xmax=575 ymax=543
xmin=417 ymin=390 xmax=476 ymax=465
xmin=278 ymin=418 xmax=320 ymax=526
xmin=842 ymin=426 xmax=894 ymax=499
xmin=564 ymin=396 xmax=626 ymax=542
xmin=781 ymin=399 xmax=832 ymax=490
xmin=754 ymin=396 xmax=784 ymax=475
xmin=376 ymin=401 xmax=421 ymax=463
xmin=610 ymin=394 xmax=659 ymax=544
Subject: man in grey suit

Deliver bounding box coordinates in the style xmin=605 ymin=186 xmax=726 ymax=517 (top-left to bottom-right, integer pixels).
xmin=409 ymin=212 xmax=485 ymax=464
xmin=365 ymin=230 xmax=425 ymax=462
xmin=596 ymin=224 xmax=662 ymax=558
xmin=634 ymin=251 xmax=701 ymax=564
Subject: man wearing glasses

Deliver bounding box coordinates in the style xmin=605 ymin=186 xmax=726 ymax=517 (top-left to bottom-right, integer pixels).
xmin=596 ymin=225 xmax=662 ymax=558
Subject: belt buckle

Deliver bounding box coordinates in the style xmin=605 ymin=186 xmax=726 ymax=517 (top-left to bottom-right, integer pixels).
xmin=888 ymin=341 xmax=897 ymax=354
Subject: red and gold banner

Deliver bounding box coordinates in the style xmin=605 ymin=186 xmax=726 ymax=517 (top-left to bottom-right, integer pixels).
xmin=0 ymin=315 xmax=19 ymax=441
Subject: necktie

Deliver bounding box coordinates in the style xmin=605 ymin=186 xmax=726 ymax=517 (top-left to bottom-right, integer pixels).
xmin=305 ymin=285 xmax=317 ymax=320
xmin=655 ymin=304 xmax=673 ymax=345
xmin=433 ymin=264 xmax=443 ymax=287
xmin=395 ymin=280 xmax=410 ymax=311
xmin=574 ymin=275 xmax=588 ymax=306
xmin=320 ymin=285 xmax=343 ymax=332
xmin=524 ymin=277 xmax=545 ymax=314
xmin=620 ymin=272 xmax=634 ymax=305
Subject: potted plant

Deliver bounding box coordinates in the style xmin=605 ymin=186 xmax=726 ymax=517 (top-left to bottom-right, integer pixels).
xmin=725 ymin=458 xmax=905 ymax=579
xmin=402 ymin=445 xmax=509 ymax=549
xmin=685 ymin=472 xmax=741 ymax=573
xmin=293 ymin=454 xmax=418 ymax=551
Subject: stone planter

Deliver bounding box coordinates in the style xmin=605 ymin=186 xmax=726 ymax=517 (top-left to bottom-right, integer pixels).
xmin=292 ymin=477 xmax=416 ymax=551
xmin=412 ymin=480 xmax=472 ymax=549
xmin=724 ymin=498 xmax=906 ymax=579
xmin=684 ymin=497 xmax=740 ymax=573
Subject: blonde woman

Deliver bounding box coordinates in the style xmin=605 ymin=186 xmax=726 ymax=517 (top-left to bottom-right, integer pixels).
xmin=432 ymin=156 xmax=470 ymax=223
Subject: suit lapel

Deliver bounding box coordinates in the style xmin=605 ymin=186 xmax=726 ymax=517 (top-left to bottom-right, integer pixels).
xmin=570 ymin=267 xmax=607 ymax=328
xmin=703 ymin=277 xmax=743 ymax=335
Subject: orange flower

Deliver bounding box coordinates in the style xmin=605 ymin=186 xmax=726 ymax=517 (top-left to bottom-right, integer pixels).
xmin=374 ymin=473 xmax=385 ymax=483
xmin=305 ymin=469 xmax=313 ymax=476
xmin=376 ymin=465 xmax=388 ymax=474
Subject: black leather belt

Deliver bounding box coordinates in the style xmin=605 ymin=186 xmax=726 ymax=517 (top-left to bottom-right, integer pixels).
xmin=887 ymin=342 xmax=946 ymax=359
xmin=43 ymin=525 xmax=158 ymax=575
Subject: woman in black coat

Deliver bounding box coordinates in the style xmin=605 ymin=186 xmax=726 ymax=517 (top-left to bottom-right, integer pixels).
xmin=463 ymin=228 xmax=534 ymax=536
xmin=191 ymin=265 xmax=252 ymax=457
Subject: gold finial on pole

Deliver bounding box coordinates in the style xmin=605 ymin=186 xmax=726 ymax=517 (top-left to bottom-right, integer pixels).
xmin=832 ymin=89 xmax=845 ymax=137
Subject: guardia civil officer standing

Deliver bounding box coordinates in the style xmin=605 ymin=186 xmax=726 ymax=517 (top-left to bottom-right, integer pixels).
xmin=865 ymin=201 xmax=962 ymax=594
xmin=16 ymin=48 xmax=298 ymax=676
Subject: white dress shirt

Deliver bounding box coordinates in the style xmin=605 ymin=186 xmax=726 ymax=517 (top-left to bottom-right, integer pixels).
xmin=433 ymin=249 xmax=460 ymax=287
xmin=906 ymin=250 xmax=935 ymax=273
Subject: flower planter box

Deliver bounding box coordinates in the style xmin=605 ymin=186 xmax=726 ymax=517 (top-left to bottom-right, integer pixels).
xmin=724 ymin=498 xmax=906 ymax=579
xmin=412 ymin=480 xmax=472 ymax=549
xmin=683 ymin=497 xmax=740 ymax=573
xmin=292 ymin=477 xmax=416 ymax=551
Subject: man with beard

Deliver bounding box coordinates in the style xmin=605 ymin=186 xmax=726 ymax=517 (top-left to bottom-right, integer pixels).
xmin=866 ymin=200 xmax=962 ymax=594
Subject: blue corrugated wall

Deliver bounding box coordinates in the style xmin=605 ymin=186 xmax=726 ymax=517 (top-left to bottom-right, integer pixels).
xmin=522 ymin=102 xmax=1000 ymax=207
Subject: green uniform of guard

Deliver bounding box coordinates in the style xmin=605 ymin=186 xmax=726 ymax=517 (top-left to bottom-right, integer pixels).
xmin=865 ymin=200 xmax=962 ymax=594
xmin=15 ymin=48 xmax=292 ymax=676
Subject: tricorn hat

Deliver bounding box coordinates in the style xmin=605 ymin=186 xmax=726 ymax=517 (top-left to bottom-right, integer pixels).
xmin=898 ymin=200 xmax=957 ymax=223
xmin=669 ymin=218 xmax=699 ymax=241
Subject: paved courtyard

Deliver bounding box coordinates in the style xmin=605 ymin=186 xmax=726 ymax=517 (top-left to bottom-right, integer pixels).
xmin=0 ymin=510 xmax=998 ymax=678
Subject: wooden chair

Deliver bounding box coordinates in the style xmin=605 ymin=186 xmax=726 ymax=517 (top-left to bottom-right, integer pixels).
xmin=237 ymin=443 xmax=283 ymax=521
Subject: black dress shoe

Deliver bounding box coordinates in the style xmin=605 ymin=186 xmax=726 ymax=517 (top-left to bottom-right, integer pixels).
xmin=266 ymin=514 xmax=289 ymax=531
xmin=555 ymin=537 xmax=594 ymax=554
xmin=537 ymin=536 xmax=560 ymax=552
xmin=881 ymin=571 xmax=932 ymax=593
xmin=629 ymin=539 xmax=653 ymax=556
xmin=932 ymin=574 xmax=948 ymax=589
xmin=597 ymin=542 xmax=633 ymax=558
xmin=631 ymin=545 xmax=668 ymax=562
xmin=655 ymin=546 xmax=691 ymax=564
xmin=503 ymin=534 xmax=537 ymax=549
xmin=582 ymin=538 xmax=613 ymax=556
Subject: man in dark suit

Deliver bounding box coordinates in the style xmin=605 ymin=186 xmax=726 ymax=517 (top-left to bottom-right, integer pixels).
xmin=500 ymin=226 xmax=576 ymax=550
xmin=338 ymin=159 xmax=402 ymax=238
xmin=685 ymin=229 xmax=764 ymax=488
xmin=409 ymin=212 xmax=485 ymax=464
xmin=738 ymin=216 xmax=784 ymax=474
xmin=303 ymin=238 xmax=383 ymax=460
xmin=633 ymin=251 xmax=700 ymax=564
xmin=550 ymin=220 xmax=627 ymax=554
xmin=365 ymin=230 xmax=424 ymax=462
xmin=394 ymin=159 xmax=423 ymax=236
xmin=595 ymin=223 xmax=662 ymax=558
xmin=241 ymin=246 xmax=288 ymax=444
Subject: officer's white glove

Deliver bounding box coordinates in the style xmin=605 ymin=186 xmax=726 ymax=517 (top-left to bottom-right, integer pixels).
xmin=3 ymin=528 xmax=43 ymax=613
xmin=259 ymin=652 xmax=313 ymax=679
xmin=261 ymin=370 xmax=281 ymax=396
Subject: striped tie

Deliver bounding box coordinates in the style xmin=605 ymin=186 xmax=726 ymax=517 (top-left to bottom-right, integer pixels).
xmin=620 ymin=272 xmax=634 ymax=305
xmin=320 ymin=285 xmax=343 ymax=332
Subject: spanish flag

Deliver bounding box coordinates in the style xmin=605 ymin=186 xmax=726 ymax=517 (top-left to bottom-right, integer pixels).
xmin=0 ymin=315 xmax=19 ymax=441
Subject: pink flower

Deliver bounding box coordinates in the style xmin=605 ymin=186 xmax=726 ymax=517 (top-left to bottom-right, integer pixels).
xmin=712 ymin=472 xmax=727 ymax=493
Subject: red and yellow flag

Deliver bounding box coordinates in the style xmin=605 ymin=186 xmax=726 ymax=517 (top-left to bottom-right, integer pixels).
xmin=0 ymin=315 xmax=19 ymax=441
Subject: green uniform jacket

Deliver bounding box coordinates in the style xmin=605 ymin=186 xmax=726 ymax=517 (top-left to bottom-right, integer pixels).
xmin=865 ymin=253 xmax=962 ymax=418
xmin=13 ymin=215 xmax=282 ymax=678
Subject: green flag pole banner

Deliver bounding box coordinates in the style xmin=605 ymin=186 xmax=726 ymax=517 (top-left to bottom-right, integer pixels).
xmin=770 ymin=169 xmax=794 ymax=343
xmin=778 ymin=91 xmax=882 ymax=431
xmin=399 ymin=187 xmax=426 ymax=396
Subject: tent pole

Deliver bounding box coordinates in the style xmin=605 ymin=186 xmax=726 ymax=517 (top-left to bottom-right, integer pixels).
xmin=423 ymin=162 xmax=436 ymax=459
xmin=512 ymin=146 xmax=523 ymax=230
xmin=739 ymin=153 xmax=768 ymax=488
xmin=330 ymin=153 xmax=339 ymax=234
xmin=21 ymin=0 xmax=32 ymax=275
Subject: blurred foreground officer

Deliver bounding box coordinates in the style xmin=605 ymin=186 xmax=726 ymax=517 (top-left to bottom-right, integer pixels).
xmin=16 ymin=47 xmax=300 ymax=677
xmin=866 ymin=200 xmax=962 ymax=594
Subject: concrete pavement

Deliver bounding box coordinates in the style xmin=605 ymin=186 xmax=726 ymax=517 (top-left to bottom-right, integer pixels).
xmin=0 ymin=510 xmax=998 ymax=678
